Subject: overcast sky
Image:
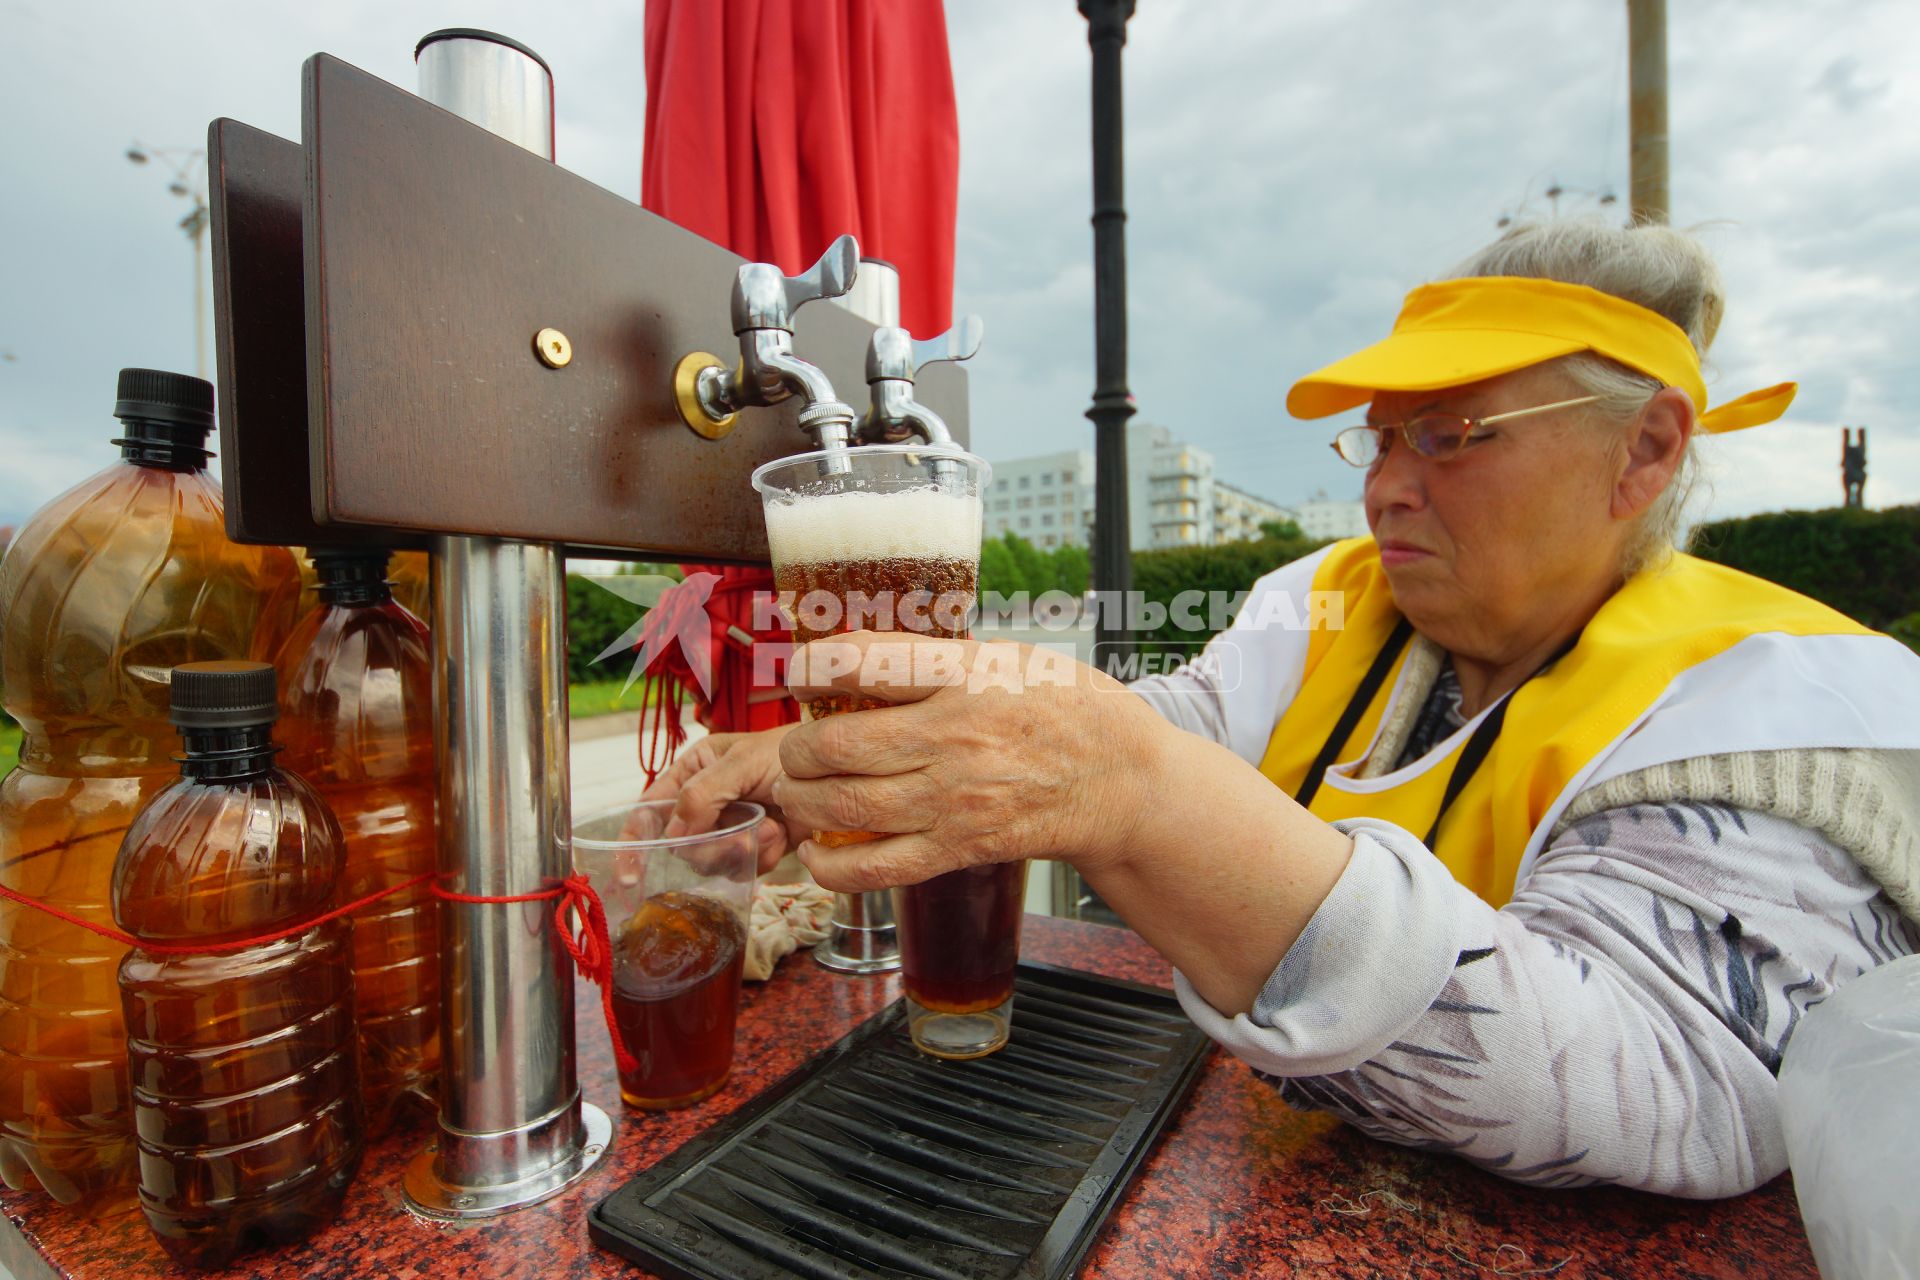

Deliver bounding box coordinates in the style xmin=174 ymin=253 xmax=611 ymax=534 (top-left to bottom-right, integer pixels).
xmin=3 ymin=0 xmax=1915 ymax=537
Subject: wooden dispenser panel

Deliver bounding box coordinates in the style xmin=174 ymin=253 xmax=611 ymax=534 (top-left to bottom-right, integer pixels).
xmin=301 ymin=53 xmax=967 ymax=561
xmin=209 ymin=118 xmax=428 ymax=550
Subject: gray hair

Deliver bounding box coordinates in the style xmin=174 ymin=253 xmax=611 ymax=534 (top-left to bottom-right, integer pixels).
xmin=1446 ymin=220 xmax=1723 ymax=575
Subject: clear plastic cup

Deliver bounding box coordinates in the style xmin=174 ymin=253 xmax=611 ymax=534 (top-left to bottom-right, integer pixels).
xmin=893 ymin=862 xmax=1030 ymax=1059
xmin=571 ymin=800 xmax=761 ymax=1110
xmin=750 ymin=445 xmax=990 ymax=848
xmin=751 ymin=444 xmax=1023 ymax=1058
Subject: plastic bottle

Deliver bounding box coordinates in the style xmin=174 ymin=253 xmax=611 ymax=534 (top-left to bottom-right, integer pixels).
xmin=1778 ymin=954 xmax=1920 ymax=1280
xmin=290 ymin=548 xmax=428 ymax=629
xmin=114 ymin=661 xmax=363 ymax=1267
xmin=0 ymin=369 xmax=300 ymax=1217
xmin=275 ymin=548 xmax=438 ymax=1134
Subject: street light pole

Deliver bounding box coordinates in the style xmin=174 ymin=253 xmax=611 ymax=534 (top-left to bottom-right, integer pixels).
xmin=127 ymin=143 xmax=210 ymax=379
xmin=1626 ymin=0 xmax=1670 ymax=226
xmin=1079 ymin=0 xmax=1136 ymax=676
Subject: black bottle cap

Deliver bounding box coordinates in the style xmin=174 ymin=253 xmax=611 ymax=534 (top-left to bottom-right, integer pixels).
xmin=170 ymin=661 xmax=279 ymax=730
xmin=114 ymin=368 xmax=215 ymax=431
xmin=310 ymin=546 xmax=395 ymax=606
xmin=310 ymin=546 xmax=393 ymax=576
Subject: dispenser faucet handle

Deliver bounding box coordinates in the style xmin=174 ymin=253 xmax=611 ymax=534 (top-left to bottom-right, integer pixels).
xmin=859 ymin=316 xmax=983 ymax=449
xmin=785 ymin=234 xmax=860 ymax=318
xmin=912 ymin=315 xmax=984 ymax=375
xmin=679 ymin=233 xmax=859 ymax=450
xmin=731 ymin=234 xmax=860 ymax=334
xmin=865 ymin=315 xmax=985 ymax=384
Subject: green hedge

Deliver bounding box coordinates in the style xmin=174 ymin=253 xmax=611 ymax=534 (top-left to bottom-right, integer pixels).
xmin=1690 ymin=506 xmax=1920 ymax=633
xmin=566 ymin=564 xmax=684 ymax=685
xmin=1119 ymin=507 xmax=1920 ymax=658
xmin=980 ymin=533 xmax=1090 ymax=599
xmin=560 ymin=506 xmax=1920 ymax=681
xmin=1129 ymin=531 xmax=1329 ymax=655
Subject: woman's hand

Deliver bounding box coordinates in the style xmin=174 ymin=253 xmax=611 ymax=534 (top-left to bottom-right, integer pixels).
xmin=772 ymin=633 xmax=1172 ymax=893
xmin=773 ymin=629 xmax=1359 ymax=1017
xmin=641 ymin=725 xmax=799 ymax=874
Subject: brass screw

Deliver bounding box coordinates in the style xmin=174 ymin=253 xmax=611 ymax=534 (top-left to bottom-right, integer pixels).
xmin=533 ymin=328 xmax=572 ymax=369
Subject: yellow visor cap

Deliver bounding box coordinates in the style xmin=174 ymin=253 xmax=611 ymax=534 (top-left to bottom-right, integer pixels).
xmin=1286 ymin=276 xmax=1797 ymax=434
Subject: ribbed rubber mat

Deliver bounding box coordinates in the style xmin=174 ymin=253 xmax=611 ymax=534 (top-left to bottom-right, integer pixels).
xmin=588 ymin=962 xmax=1212 ymax=1280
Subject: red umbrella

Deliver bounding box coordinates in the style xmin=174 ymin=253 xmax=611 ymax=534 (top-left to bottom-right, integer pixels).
xmin=642 ymin=0 xmax=959 ymax=336
xmin=632 ymin=0 xmax=961 ymax=779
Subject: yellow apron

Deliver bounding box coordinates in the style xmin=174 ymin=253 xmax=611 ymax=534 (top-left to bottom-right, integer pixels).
xmin=1257 ymin=539 xmax=1875 ymax=905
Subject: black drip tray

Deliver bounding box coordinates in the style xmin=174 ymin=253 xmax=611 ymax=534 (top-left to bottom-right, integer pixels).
xmin=589 ymin=962 xmax=1213 ymax=1280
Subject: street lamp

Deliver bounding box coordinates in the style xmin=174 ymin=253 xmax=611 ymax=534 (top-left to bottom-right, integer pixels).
xmin=127 ymin=142 xmax=210 ymax=380
xmin=1495 ymin=181 xmax=1620 ymax=229
xmin=1079 ymin=0 xmax=1136 ymax=680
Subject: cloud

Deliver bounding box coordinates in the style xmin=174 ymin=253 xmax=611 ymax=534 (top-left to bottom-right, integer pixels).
xmin=1812 ymin=56 xmax=1888 ymax=113
xmin=951 ymin=0 xmax=1920 ymax=523
xmin=3 ymin=0 xmax=1916 ymax=537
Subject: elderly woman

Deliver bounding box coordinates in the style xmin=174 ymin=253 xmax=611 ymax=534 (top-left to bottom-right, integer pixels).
xmin=648 ymin=221 xmax=1920 ymax=1199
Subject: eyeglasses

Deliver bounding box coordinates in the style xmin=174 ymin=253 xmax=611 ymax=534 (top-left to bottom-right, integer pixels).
xmin=1329 ymin=394 xmax=1603 ymax=468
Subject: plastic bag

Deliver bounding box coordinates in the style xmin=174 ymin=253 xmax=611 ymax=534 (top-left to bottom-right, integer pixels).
xmin=1777 ymin=954 xmax=1920 ymax=1280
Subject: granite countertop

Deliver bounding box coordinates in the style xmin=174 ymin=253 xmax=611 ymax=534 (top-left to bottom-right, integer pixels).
xmin=2 ymin=914 xmax=1818 ymax=1279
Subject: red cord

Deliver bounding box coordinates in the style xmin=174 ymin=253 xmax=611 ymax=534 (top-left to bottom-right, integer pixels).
xmin=0 ymin=870 xmax=639 ymax=1077
xmin=550 ymin=874 xmax=638 ymax=1074
xmin=0 ymin=871 xmax=440 ymax=956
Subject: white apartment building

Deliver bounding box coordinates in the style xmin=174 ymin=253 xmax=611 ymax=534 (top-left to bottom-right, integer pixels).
xmin=1133 ymin=422 xmax=1213 ymax=549
xmin=982 ymin=448 xmax=1096 ymax=552
xmin=1296 ymin=490 xmax=1370 ymax=540
xmin=1214 ymin=481 xmax=1296 ymax=544
xmin=983 ymin=423 xmax=1294 ymax=552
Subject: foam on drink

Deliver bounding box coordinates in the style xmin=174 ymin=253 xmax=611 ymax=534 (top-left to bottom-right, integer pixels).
xmin=762 ymin=486 xmax=982 ymax=569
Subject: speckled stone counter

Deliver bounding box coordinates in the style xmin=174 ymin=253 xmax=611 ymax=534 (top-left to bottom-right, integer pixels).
xmin=1 ymin=915 xmax=1817 ymax=1279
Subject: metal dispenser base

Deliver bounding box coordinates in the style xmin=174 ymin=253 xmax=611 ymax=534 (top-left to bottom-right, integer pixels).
xmin=403 ymin=1099 xmax=613 ymax=1220
xmin=401 ymin=33 xmax=611 ymax=1223
xmin=814 ymin=889 xmax=900 ymax=973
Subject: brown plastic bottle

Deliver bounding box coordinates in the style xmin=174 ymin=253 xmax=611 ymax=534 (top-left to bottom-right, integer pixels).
xmin=275 ymin=548 xmax=438 ymax=1134
xmin=0 ymin=370 xmax=300 ymax=1218
xmin=114 ymin=661 xmax=363 ymax=1268
xmin=291 ymin=548 xmax=428 ymax=625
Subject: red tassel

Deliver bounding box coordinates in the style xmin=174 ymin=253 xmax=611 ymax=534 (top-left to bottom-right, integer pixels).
xmin=553 ymin=873 xmax=638 ymax=1076
xmin=638 ymin=671 xmax=689 ymax=788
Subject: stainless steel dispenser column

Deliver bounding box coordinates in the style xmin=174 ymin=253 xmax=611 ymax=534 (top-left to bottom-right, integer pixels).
xmin=815 ymin=257 xmax=905 ymax=975
xmin=404 ymin=29 xmax=611 ymax=1219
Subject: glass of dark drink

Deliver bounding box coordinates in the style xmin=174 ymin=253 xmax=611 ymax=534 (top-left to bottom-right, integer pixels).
xmin=893 ymin=862 xmax=1030 ymax=1059
xmin=571 ymin=800 xmax=761 ymax=1109
xmin=753 ymin=445 xmax=1023 ymax=1058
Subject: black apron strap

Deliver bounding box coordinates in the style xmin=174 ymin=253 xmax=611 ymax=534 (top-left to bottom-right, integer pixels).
xmin=1293 ymin=617 xmax=1415 ymax=810
xmin=1421 ymin=631 xmax=1583 ymax=848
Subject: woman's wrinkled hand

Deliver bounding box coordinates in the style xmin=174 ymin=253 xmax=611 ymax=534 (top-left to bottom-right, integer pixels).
xmin=640 ymin=725 xmax=800 ymax=874
xmin=772 ymin=632 xmax=1170 ymax=893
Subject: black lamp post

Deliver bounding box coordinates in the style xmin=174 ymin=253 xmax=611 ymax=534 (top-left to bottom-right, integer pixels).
xmin=1079 ymin=0 xmax=1136 ymax=675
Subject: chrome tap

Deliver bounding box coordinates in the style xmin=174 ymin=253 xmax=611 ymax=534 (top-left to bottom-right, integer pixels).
xmin=686 ymin=234 xmax=861 ymax=452
xmin=857 ymin=315 xmax=983 ymax=447
xmin=858 ymin=317 xmax=982 ymax=481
